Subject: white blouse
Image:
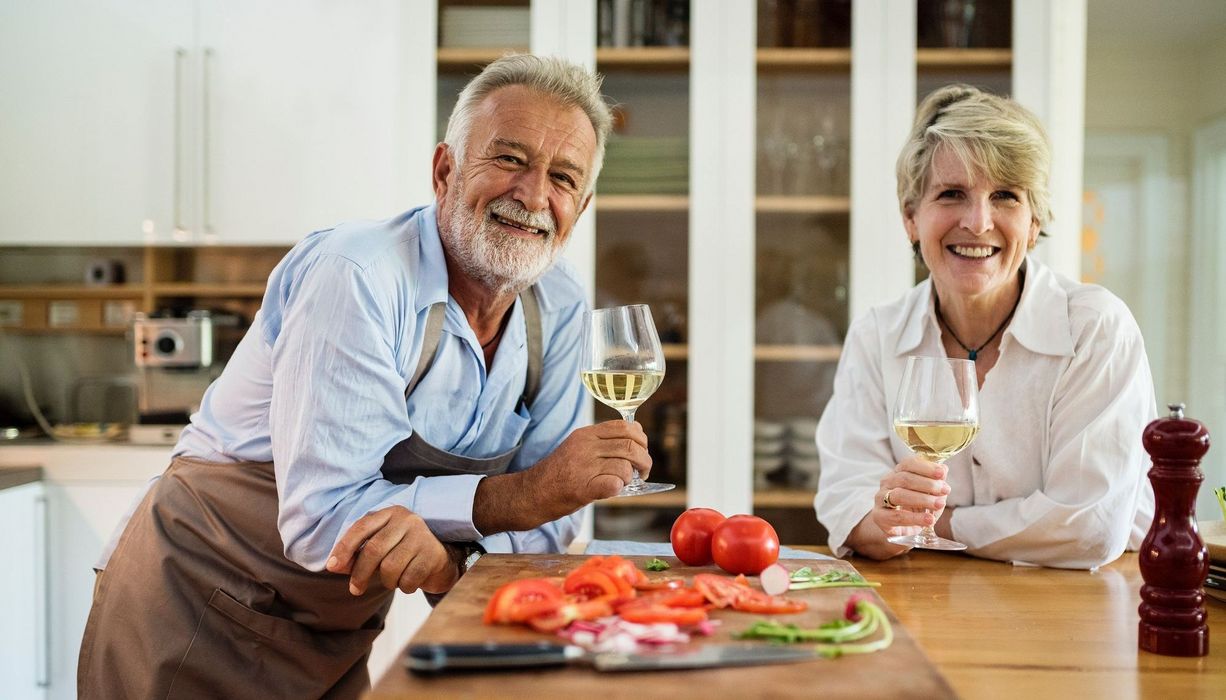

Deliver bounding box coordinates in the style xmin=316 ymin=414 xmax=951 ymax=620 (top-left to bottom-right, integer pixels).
xmin=814 ymin=257 xmax=1156 ymax=570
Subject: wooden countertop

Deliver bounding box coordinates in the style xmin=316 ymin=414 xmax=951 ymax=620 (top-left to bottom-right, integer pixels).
xmin=0 ymin=465 xmax=42 ymax=491
xmin=849 ymin=551 xmax=1223 ymax=698
xmin=369 ymin=551 xmax=1223 ymax=699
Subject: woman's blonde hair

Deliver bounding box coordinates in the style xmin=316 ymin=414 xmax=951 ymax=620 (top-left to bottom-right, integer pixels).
xmin=896 ymin=84 xmax=1052 ymax=232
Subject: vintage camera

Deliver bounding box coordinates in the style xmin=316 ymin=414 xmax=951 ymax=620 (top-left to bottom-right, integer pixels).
xmin=133 ymin=311 xmax=214 ymax=368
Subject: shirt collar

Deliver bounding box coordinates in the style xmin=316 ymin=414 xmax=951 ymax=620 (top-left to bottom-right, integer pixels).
xmin=414 ymin=203 xmax=450 ymax=314
xmin=893 ymin=256 xmax=1074 ymax=358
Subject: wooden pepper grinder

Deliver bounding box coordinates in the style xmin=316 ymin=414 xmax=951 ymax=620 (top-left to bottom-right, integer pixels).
xmin=1138 ymin=403 xmax=1211 ymax=656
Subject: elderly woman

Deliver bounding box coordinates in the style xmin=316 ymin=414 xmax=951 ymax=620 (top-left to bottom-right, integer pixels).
xmin=814 ymin=84 xmax=1155 ymax=570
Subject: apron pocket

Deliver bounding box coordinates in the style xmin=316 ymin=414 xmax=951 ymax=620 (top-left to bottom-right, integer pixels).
xmin=167 ymin=588 xmax=382 ymax=700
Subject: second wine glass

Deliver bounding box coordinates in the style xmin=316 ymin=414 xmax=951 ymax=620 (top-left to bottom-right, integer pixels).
xmin=888 ymin=355 xmax=979 ymax=550
xmin=580 ymin=304 xmax=675 ymax=497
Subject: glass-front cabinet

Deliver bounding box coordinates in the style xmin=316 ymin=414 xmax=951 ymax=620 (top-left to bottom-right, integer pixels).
xmin=428 ymin=0 xmax=1079 ymax=545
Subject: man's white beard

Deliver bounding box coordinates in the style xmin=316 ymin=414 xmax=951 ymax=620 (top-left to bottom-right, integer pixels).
xmin=441 ymin=184 xmax=563 ymax=296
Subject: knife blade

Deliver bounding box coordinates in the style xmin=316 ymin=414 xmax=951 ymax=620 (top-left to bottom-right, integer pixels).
xmin=405 ymin=641 xmax=815 ymax=674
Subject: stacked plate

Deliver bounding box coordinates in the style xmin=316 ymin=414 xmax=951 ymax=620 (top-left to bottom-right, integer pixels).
xmin=1203 ymin=520 xmax=1226 ymax=603
xmin=440 ymin=6 xmax=530 ymax=48
xmin=787 ymin=416 xmax=821 ymax=488
xmin=598 ymin=135 xmax=688 ymax=194
xmin=753 ymin=420 xmax=787 ymax=488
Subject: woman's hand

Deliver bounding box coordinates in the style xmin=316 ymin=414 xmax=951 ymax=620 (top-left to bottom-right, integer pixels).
xmin=847 ymin=456 xmax=951 ymax=560
xmin=873 ymin=455 xmax=950 ymax=532
xmin=326 ymin=505 xmax=459 ymax=596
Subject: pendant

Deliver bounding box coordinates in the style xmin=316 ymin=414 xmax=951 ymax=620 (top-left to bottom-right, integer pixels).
xmin=968 ymin=350 xmax=978 ymax=361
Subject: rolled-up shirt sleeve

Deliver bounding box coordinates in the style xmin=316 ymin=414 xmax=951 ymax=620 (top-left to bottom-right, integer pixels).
xmin=268 ymin=253 xmax=482 ymax=569
xmin=814 ymin=314 xmax=896 ymax=557
xmin=949 ymin=299 xmax=1156 ymax=569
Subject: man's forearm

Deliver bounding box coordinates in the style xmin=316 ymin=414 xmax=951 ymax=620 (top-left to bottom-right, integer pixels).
xmin=472 ymin=470 xmax=557 ymax=535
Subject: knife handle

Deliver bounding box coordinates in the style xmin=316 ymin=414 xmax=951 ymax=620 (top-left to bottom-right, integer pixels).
xmin=405 ymin=641 xmax=580 ymax=673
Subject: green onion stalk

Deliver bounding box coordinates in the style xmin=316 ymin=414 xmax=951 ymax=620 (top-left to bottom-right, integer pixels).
xmin=1215 ymin=486 xmax=1226 ymax=521
xmin=787 ymin=567 xmax=882 ymax=591
xmin=735 ymin=595 xmax=894 ymax=658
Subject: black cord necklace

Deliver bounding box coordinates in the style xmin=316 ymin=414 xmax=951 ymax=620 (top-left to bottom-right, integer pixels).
xmin=934 ymin=275 xmax=1024 ymax=362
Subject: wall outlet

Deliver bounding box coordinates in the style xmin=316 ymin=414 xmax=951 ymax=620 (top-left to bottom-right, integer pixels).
xmin=0 ymin=299 xmax=23 ymax=326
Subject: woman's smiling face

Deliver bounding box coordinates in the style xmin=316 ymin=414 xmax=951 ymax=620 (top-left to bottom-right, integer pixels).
xmin=904 ymin=146 xmax=1040 ymax=304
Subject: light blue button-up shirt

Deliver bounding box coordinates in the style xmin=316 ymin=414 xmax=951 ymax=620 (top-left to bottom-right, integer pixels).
xmin=173 ymin=204 xmax=588 ymax=569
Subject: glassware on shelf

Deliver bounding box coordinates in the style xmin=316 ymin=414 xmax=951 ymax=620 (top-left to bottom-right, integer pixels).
xmin=940 ymin=0 xmax=977 ymax=49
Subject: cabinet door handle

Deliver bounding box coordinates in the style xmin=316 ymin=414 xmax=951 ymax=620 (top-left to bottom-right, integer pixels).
xmin=203 ymin=47 xmax=214 ymax=238
xmin=173 ymin=47 xmax=188 ymax=239
xmin=34 ymin=494 xmax=49 ymax=688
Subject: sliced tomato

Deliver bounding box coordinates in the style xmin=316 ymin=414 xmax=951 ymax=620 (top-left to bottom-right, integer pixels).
xmin=732 ymin=590 xmax=808 ymax=615
xmin=628 ymin=587 xmax=708 ymax=608
xmin=693 ymin=573 xmax=750 ymax=609
xmin=633 ymin=576 xmax=687 ymax=592
xmin=733 ymin=574 xmax=750 ymax=587
xmin=563 ymin=568 xmax=622 ymax=602
xmin=581 ymin=554 xmax=648 ymax=588
xmin=617 ymin=602 xmax=709 ymax=626
xmin=483 ymin=578 xmax=564 ymax=625
xmin=527 ymin=599 xmax=614 ymax=633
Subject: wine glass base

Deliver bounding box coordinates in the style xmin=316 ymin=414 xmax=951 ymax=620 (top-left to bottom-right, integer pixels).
xmin=888 ymin=533 xmax=967 ymax=551
xmin=613 ymin=481 xmax=676 ymax=498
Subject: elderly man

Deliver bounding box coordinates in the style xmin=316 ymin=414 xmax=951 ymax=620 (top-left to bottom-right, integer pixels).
xmin=78 ymin=54 xmax=649 ymax=698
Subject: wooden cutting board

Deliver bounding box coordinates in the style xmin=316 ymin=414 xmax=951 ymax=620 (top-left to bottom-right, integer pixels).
xmin=368 ymin=554 xmax=956 ymax=699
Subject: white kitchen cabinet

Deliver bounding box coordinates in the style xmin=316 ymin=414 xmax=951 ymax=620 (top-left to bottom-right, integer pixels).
xmin=44 ymin=481 xmax=150 ymax=699
xmin=0 ymin=1 xmax=435 ymax=246
xmin=0 ymin=0 xmax=193 ymax=245
xmin=0 ymin=481 xmax=49 ymax=700
xmin=193 ymin=1 xmax=432 ymax=244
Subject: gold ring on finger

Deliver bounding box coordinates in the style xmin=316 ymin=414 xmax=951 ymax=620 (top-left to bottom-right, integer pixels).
xmin=882 ymin=488 xmax=902 ymax=510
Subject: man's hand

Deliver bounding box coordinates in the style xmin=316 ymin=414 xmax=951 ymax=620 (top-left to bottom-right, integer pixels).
xmin=473 ymin=420 xmax=652 ymax=534
xmin=325 ymin=505 xmax=458 ymax=596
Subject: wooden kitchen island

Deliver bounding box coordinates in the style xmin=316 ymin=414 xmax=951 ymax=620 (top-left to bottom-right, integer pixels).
xmin=368 ymin=552 xmax=1223 ymax=699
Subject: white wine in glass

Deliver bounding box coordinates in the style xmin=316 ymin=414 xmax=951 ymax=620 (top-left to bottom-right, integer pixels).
xmin=888 ymin=355 xmax=979 ymax=551
xmin=581 ymin=304 xmax=675 ymax=497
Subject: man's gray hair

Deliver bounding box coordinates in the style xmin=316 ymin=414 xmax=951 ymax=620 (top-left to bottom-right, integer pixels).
xmin=444 ymin=53 xmax=614 ymax=196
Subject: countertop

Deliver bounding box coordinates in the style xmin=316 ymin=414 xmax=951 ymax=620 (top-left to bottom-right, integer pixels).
xmin=370 ymin=552 xmax=1224 ymax=699
xmin=0 ymin=465 xmax=42 ymax=491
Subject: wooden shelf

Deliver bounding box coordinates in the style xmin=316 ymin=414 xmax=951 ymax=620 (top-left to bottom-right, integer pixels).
xmin=608 ymin=345 xmax=838 ymax=363
xmin=0 ymin=284 xmax=144 ymax=299
xmin=756 ymin=195 xmax=850 ymax=214
xmin=597 ymin=194 xmax=689 ymax=212
xmin=437 ymin=47 xmax=528 ymax=71
xmin=0 ymin=326 xmax=127 ymax=336
xmin=597 ymin=488 xmax=816 ymax=509
xmin=917 ymin=48 xmax=1011 ymax=69
xmin=754 ymin=344 xmax=841 ymax=362
xmin=596 ymin=47 xmax=689 ymax=70
xmin=150 ymin=283 xmax=267 ymax=297
xmin=757 ymin=48 xmax=852 ymax=71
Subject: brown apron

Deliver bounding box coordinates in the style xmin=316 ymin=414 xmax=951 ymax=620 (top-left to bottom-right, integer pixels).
xmin=77 ymin=288 xmax=543 ymax=700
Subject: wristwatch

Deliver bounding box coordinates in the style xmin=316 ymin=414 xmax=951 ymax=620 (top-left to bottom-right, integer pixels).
xmin=459 ymin=542 xmax=485 ymax=577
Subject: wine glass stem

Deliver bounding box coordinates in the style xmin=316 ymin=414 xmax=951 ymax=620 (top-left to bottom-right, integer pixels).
xmin=618 ymin=409 xmax=644 ymax=487
xmin=918 ymin=459 xmax=945 ymax=541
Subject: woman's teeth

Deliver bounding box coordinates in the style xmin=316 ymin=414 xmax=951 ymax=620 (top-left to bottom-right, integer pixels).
xmin=950 ymin=245 xmax=995 ymax=259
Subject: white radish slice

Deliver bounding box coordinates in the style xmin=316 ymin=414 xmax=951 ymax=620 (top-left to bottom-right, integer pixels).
xmin=759 ymin=563 xmax=791 ymax=595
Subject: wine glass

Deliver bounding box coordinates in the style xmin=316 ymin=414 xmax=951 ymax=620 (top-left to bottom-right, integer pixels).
xmin=888 ymin=355 xmax=979 ymax=550
xmin=581 ymin=304 xmax=675 ymax=497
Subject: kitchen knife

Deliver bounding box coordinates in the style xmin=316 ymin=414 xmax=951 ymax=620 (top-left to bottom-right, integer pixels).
xmin=405 ymin=641 xmax=815 ymax=673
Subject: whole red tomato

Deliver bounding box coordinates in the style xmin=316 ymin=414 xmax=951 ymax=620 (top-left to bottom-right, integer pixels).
xmin=670 ymin=508 xmax=726 ymax=566
xmin=710 ymin=514 xmax=780 ymax=575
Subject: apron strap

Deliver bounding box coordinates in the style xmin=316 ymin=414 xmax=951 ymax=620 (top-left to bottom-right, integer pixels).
xmin=520 ymin=285 xmax=543 ymax=407
xmin=405 ymin=301 xmax=447 ymax=398
xmin=405 ymin=285 xmax=544 ymax=406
